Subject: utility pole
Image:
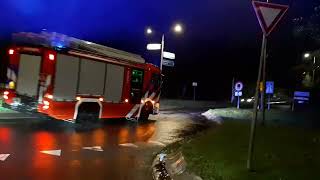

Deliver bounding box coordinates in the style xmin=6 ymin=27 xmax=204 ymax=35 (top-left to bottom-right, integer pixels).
xmin=160 ymin=34 xmax=165 ymax=71
xmin=261 ymin=38 xmax=267 ymax=126
xmin=231 ymin=77 xmax=235 ymax=103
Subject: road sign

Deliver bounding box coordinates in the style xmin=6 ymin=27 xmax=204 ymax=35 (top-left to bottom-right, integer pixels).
xmin=163 ymin=52 xmax=176 ymax=60
xmin=235 ymin=91 xmax=242 ymax=97
xmin=235 ymin=82 xmax=243 ymax=91
xmin=252 ymin=1 xmax=289 ymax=36
xmin=162 ymin=59 xmax=175 ymax=67
xmin=147 ymin=43 xmax=161 ymax=50
xmin=192 ymin=82 xmax=198 ymax=87
xmin=266 ymin=81 xmax=274 ymax=94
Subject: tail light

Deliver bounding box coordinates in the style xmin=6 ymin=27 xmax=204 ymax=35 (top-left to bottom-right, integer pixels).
xmin=99 ymin=98 xmax=104 ymax=102
xmin=3 ymin=91 xmax=9 ymax=95
xmin=125 ymin=99 xmax=129 ymax=103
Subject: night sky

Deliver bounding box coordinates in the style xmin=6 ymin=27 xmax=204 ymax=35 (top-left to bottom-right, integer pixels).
xmin=0 ymin=0 xmax=316 ymax=100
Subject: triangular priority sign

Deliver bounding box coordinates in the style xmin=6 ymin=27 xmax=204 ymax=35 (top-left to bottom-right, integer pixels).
xmin=40 ymin=150 xmax=61 ymax=156
xmin=252 ymin=1 xmax=289 ymax=36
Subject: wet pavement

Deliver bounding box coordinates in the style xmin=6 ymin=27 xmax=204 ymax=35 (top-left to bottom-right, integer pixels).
xmin=0 ymin=110 xmax=210 ymax=180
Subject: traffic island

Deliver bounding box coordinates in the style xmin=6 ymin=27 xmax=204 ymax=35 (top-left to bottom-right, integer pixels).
xmin=161 ymin=120 xmax=320 ymax=180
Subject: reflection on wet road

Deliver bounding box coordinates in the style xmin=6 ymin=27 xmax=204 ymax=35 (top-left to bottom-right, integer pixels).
xmin=0 ymin=110 xmax=207 ymax=180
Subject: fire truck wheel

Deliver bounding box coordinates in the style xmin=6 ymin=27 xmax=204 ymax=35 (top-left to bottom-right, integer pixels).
xmin=139 ymin=101 xmax=153 ymax=121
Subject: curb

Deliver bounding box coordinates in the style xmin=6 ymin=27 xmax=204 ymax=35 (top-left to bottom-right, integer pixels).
xmin=152 ymin=153 xmax=171 ymax=180
xmin=152 ymin=151 xmax=203 ymax=180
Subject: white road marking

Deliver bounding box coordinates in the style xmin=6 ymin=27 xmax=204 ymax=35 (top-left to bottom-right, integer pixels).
xmin=40 ymin=150 xmax=61 ymax=156
xmin=82 ymin=146 xmax=103 ymax=152
xmin=119 ymin=143 xmax=138 ymax=148
xmin=0 ymin=154 xmax=10 ymax=161
xmin=148 ymin=141 xmax=166 ymax=147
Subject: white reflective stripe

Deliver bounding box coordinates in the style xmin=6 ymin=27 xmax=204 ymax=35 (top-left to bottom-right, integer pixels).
xmin=11 ymin=71 xmax=17 ymax=82
xmin=154 ymin=93 xmax=161 ymax=102
xmin=136 ymin=103 xmax=144 ymax=118
xmin=7 ymin=68 xmax=17 ymax=82
xmin=149 ymin=92 xmax=156 ymax=100
xmin=144 ymin=91 xmax=149 ymax=99
xmin=125 ymin=104 xmax=140 ymax=118
xmin=6 ymin=68 xmax=11 ymax=79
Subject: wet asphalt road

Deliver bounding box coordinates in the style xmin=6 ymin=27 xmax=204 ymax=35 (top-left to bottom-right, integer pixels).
xmin=0 ymin=110 xmax=210 ymax=180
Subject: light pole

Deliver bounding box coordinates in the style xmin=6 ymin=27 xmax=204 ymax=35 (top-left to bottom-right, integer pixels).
xmin=146 ymin=23 xmax=183 ymax=71
xmin=304 ymin=53 xmax=317 ymax=85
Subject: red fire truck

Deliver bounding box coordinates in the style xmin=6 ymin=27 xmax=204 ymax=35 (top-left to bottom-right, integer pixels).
xmin=2 ymin=32 xmax=161 ymax=123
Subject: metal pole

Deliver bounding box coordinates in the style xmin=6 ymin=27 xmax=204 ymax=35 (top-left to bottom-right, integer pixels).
xmin=247 ymin=34 xmax=266 ymax=170
xmin=312 ymin=56 xmax=316 ymax=85
xmin=261 ymin=38 xmax=267 ymax=126
xmin=268 ymin=94 xmax=271 ymax=110
xmin=193 ymin=86 xmax=196 ymax=101
xmin=231 ymin=77 xmax=235 ymax=103
xmin=237 ymin=96 xmax=240 ymax=109
xmin=160 ymin=34 xmax=165 ymax=71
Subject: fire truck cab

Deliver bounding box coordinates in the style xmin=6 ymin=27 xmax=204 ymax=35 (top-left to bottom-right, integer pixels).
xmin=2 ymin=32 xmax=161 ymax=123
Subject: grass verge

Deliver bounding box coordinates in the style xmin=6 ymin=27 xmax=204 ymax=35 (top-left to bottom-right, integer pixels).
xmin=0 ymin=99 xmax=15 ymax=113
xmin=181 ymin=121 xmax=320 ymax=180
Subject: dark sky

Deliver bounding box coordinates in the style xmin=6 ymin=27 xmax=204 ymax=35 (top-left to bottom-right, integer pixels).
xmin=0 ymin=0 xmax=315 ymax=100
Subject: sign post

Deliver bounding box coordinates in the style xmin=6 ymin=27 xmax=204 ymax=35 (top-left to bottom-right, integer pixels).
xmin=266 ymin=81 xmax=274 ymax=110
xmin=235 ymin=82 xmax=244 ymax=109
xmin=192 ymin=82 xmax=198 ymax=101
xmin=247 ymin=0 xmax=289 ymax=171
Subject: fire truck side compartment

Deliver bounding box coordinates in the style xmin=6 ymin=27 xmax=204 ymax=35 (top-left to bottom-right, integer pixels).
xmin=16 ymin=54 xmax=41 ymax=97
xmin=104 ymin=64 xmax=124 ymax=102
xmin=78 ymin=58 xmax=106 ymax=95
xmin=53 ymin=54 xmax=80 ymax=101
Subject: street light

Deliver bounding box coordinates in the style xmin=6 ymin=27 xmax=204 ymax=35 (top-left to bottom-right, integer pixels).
xmin=304 ymin=52 xmax=317 ymax=84
xmin=173 ymin=23 xmax=183 ymax=33
xmin=146 ymin=27 xmax=153 ymax=35
xmin=304 ymin=53 xmax=310 ymax=58
xmin=146 ymin=23 xmax=184 ymax=71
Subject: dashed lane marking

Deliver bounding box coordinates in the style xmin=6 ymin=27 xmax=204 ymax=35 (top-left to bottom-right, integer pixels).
xmin=0 ymin=154 xmax=10 ymax=161
xmin=119 ymin=143 xmax=139 ymax=148
xmin=82 ymin=146 xmax=104 ymax=152
xmin=40 ymin=150 xmax=61 ymax=156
